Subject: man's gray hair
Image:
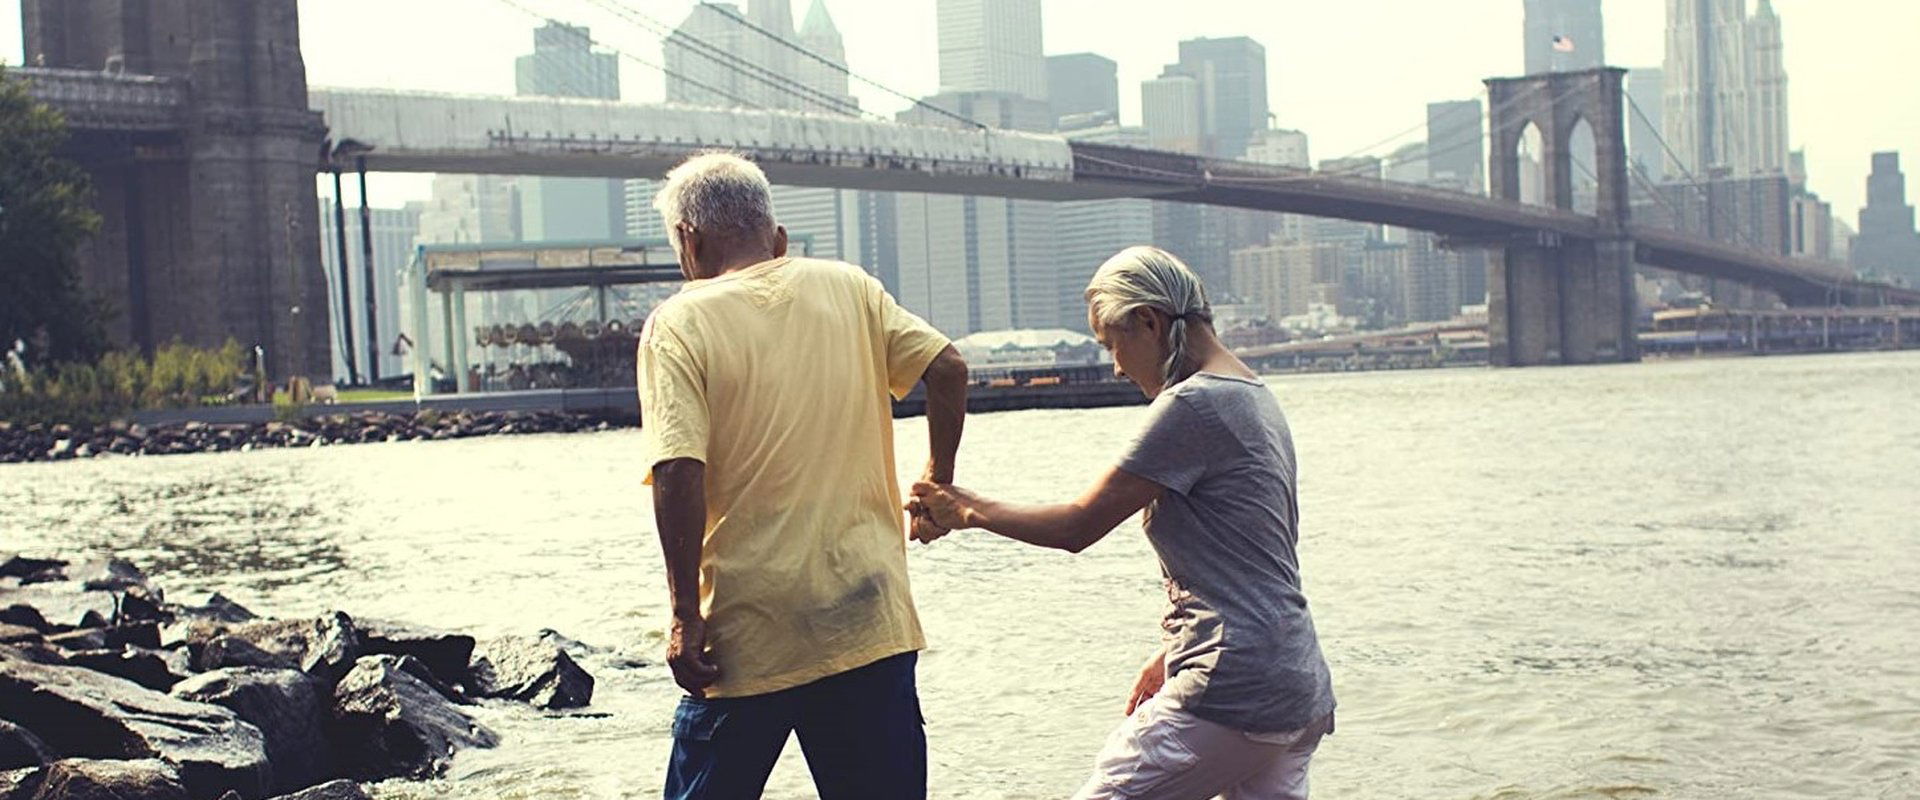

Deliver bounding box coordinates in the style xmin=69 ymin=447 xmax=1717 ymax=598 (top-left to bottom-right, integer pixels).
xmin=1085 ymin=246 xmax=1214 ymax=385
xmin=652 ymin=151 xmax=777 ymax=239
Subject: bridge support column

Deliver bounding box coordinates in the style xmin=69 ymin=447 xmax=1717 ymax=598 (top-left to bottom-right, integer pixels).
xmin=1486 ymin=68 xmax=1641 ymax=367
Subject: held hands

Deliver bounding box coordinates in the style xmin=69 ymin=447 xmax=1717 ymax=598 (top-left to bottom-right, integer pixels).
xmin=666 ymin=614 xmax=721 ymax=697
xmin=906 ymin=463 xmax=960 ymax=545
xmin=1125 ymin=649 xmax=1167 ymax=716
xmin=908 ymin=481 xmax=978 ymax=532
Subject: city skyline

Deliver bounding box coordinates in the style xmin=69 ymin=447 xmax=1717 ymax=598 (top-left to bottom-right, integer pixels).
xmin=1 ymin=1 xmax=1910 ymax=235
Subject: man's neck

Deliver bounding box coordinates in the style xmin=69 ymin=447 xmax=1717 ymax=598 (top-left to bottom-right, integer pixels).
xmin=706 ymin=249 xmax=781 ymax=278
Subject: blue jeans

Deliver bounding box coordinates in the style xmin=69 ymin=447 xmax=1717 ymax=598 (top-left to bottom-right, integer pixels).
xmin=665 ymin=651 xmax=926 ymax=800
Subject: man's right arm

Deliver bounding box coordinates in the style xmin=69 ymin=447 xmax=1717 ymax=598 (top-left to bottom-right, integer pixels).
xmin=652 ymin=458 xmax=720 ymax=695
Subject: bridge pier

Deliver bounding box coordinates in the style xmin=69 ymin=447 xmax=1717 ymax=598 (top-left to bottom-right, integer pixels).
xmin=1486 ymin=68 xmax=1640 ymax=367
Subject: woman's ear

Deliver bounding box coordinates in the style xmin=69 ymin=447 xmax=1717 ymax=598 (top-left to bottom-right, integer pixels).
xmin=1131 ymin=306 xmax=1161 ymax=336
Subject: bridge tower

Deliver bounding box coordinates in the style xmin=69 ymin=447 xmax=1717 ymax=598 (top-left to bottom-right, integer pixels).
xmin=1485 ymin=67 xmax=1639 ymax=366
xmin=21 ymin=0 xmax=331 ymax=380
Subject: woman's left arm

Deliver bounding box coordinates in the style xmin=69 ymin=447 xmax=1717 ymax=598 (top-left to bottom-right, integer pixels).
xmin=910 ymin=468 xmax=1162 ymax=553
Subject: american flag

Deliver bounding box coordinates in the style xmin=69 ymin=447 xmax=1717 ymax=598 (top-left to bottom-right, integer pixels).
xmin=1552 ymin=35 xmax=1577 ymax=53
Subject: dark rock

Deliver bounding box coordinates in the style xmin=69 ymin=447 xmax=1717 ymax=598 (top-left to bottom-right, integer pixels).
xmin=469 ymin=636 xmax=595 ymax=710
xmin=0 ymin=720 xmax=52 ymax=771
xmin=42 ymin=631 xmax=104 ymax=652
xmin=330 ymin=655 xmax=496 ymax=781
xmin=265 ymin=779 xmax=372 ymax=800
xmin=174 ymin=669 xmax=336 ymax=794
xmin=0 ymin=643 xmax=68 ymax=667
xmin=70 ymin=560 xmax=158 ymax=600
xmin=0 ymin=624 xmax=40 ymax=645
xmin=0 ymin=657 xmax=271 ymax=798
xmin=0 ymin=585 xmax=114 ymax=630
xmin=64 ymin=647 xmax=191 ymax=692
xmin=172 ymin=594 xmax=258 ymax=626
xmin=22 ymin=758 xmax=189 ymax=800
xmin=45 ymin=623 xmax=158 ymax=654
xmin=0 ymin=557 xmax=64 ymax=581
xmin=358 ymin=620 xmax=474 ymax=688
xmin=161 ymin=619 xmax=234 ymax=657
xmin=197 ymin=613 xmax=363 ymax=684
xmin=0 ymin=767 xmax=36 ymax=798
xmin=0 ymin=606 xmax=49 ymax=633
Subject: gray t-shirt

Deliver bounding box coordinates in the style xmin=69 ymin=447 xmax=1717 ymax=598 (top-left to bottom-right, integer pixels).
xmin=1117 ymin=372 xmax=1336 ymax=733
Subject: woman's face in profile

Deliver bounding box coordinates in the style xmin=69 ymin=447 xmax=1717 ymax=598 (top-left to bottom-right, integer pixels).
xmin=1091 ymin=307 xmax=1171 ymax=399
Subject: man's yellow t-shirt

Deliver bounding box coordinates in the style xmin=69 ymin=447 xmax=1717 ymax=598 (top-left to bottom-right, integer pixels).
xmin=637 ymin=257 xmax=950 ymax=698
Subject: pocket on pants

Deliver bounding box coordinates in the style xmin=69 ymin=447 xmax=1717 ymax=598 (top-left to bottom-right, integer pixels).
xmin=671 ymin=697 xmax=731 ymax=742
xmin=1095 ymin=703 xmax=1201 ymax=796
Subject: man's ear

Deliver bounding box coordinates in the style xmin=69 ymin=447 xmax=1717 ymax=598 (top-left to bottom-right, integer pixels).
xmin=773 ymin=225 xmax=790 ymax=258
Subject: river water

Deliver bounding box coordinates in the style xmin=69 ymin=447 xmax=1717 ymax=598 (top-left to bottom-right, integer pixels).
xmin=3 ymin=352 xmax=1917 ymax=799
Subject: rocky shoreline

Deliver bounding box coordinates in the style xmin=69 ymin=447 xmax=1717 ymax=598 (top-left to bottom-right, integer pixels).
xmin=0 ymin=411 xmax=625 ymax=464
xmin=0 ymin=554 xmax=596 ymax=799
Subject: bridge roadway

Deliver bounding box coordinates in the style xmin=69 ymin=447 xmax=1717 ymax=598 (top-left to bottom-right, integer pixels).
xmin=22 ymin=70 xmax=1920 ymax=308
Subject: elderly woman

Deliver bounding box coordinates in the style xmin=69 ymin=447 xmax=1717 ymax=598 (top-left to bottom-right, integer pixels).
xmin=912 ymin=246 xmax=1336 ymax=800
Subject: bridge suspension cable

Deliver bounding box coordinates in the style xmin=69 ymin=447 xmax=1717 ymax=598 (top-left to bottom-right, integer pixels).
xmin=1623 ymin=93 xmax=1772 ymax=254
xmin=581 ymin=0 xmax=884 ymax=121
xmin=492 ymin=0 xmax=771 ymax=111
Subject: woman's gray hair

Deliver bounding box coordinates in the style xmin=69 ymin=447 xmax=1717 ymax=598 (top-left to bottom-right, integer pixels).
xmin=1085 ymin=246 xmax=1214 ymax=386
xmin=652 ymin=151 xmax=776 ymax=241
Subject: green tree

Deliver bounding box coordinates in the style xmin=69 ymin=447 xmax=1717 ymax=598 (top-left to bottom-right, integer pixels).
xmin=0 ymin=64 xmax=109 ymax=365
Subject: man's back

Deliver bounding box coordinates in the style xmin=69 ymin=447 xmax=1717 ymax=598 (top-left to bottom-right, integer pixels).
xmin=639 ymin=256 xmax=950 ymax=697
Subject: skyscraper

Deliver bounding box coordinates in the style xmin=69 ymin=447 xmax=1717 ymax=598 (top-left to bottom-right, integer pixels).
xmin=515 ymin=22 xmax=623 ymax=242
xmin=1626 ymin=68 xmax=1666 ymax=182
xmin=319 ymin=203 xmax=423 ymax=381
xmin=1524 ymin=0 xmax=1605 ymax=75
xmin=1853 ymin=152 xmax=1920 ymax=285
xmin=1426 ymin=99 xmax=1485 ymax=192
xmin=1141 ymin=71 xmax=1204 ymax=154
xmin=1056 ymin=124 xmax=1155 ymax=331
xmin=651 ymin=1 xmax=866 ymax=263
xmin=1048 ymin=53 xmax=1120 ymax=127
xmin=1164 ymin=37 xmax=1269 ymax=159
xmin=1663 ymin=0 xmax=1790 ymax=177
xmin=937 ymin=0 xmax=1046 ymax=100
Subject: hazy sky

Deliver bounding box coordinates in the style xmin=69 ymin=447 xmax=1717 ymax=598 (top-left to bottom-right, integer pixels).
xmin=2 ymin=0 xmax=1914 ymax=219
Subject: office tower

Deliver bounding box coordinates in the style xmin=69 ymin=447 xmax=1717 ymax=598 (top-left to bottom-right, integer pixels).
xmin=1626 ymin=68 xmax=1666 ymax=182
xmin=1230 ymin=242 xmax=1345 ymax=323
xmin=515 ymin=22 xmax=623 ymax=242
xmin=656 ymin=2 xmax=866 ymax=263
xmin=1048 ymin=53 xmax=1120 ymax=128
xmin=937 ymin=0 xmax=1046 ymax=100
xmin=1387 ymin=142 xmax=1430 ymax=185
xmin=1246 ymin=129 xmax=1310 ymax=168
xmin=1663 ymin=0 xmax=1790 ymax=177
xmin=1426 ymin=99 xmax=1485 ymax=193
xmin=1524 ymin=0 xmax=1605 ymax=75
xmin=892 ymin=92 xmax=1059 ymax=336
xmin=319 ymin=202 xmax=423 ymax=381
xmin=1162 ymin=37 xmax=1269 ymax=159
xmin=1142 ymin=71 xmax=1204 ymax=154
xmin=1853 ymin=152 xmax=1920 ymax=284
xmin=1056 ymin=124 xmax=1156 ymax=331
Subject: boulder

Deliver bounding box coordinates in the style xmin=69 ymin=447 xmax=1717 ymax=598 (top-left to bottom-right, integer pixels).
xmin=20 ymin=758 xmax=189 ymax=800
xmin=0 ymin=657 xmax=271 ymax=798
xmin=46 ymin=623 xmax=159 ymax=653
xmin=0 ymin=643 xmax=68 ymax=667
xmin=172 ymin=594 xmax=258 ymax=626
xmin=357 ymin=620 xmax=474 ymax=689
xmin=0 ymin=720 xmax=52 ymax=771
xmin=0 ymin=556 xmax=64 ymax=581
xmin=196 ymin=613 xmax=363 ymax=684
xmin=0 ymin=585 xmax=114 ymax=630
xmin=0 ymin=606 xmax=49 ymax=633
xmin=174 ymin=668 xmax=336 ymax=794
xmin=0 ymin=768 xmax=35 ymax=798
xmin=330 ymin=655 xmax=497 ymax=781
xmin=0 ymin=624 xmax=41 ymax=645
xmin=69 ymin=560 xmax=159 ymax=600
xmin=64 ymin=647 xmax=191 ymax=692
xmin=468 ymin=636 xmax=594 ymax=710
xmin=264 ymin=779 xmax=371 ymax=800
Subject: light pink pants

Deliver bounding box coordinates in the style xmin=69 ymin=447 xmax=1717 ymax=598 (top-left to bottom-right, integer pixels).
xmin=1071 ymin=696 xmax=1332 ymax=800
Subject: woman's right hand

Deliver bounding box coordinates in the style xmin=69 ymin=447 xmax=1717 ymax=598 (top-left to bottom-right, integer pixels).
xmin=1125 ymin=649 xmax=1167 ymax=715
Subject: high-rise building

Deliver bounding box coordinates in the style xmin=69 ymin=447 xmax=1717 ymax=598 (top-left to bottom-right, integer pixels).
xmin=937 ymin=0 xmax=1046 ymax=100
xmin=1663 ymin=0 xmax=1790 ymax=177
xmin=652 ymin=2 xmax=867 ymax=263
xmin=1853 ymin=152 xmax=1920 ymax=285
xmin=418 ymin=175 xmax=520 ymax=246
xmin=1141 ymin=71 xmax=1204 ymax=154
xmin=1163 ymin=36 xmax=1269 ymax=159
xmin=1246 ymin=129 xmax=1311 ymax=169
xmin=319 ymin=202 xmax=423 ymax=381
xmin=1056 ymin=124 xmax=1156 ymax=331
xmin=515 ymin=22 xmax=623 ymax=242
xmin=1524 ymin=0 xmax=1605 ymax=75
xmin=892 ymin=92 xmax=1059 ymax=336
xmin=1626 ymin=68 xmax=1666 ymax=183
xmin=1386 ymin=142 xmax=1430 ymax=185
xmin=1426 ymin=99 xmax=1485 ymax=193
xmin=1048 ymin=53 xmax=1120 ymax=128
xmin=1230 ymin=242 xmax=1344 ymax=323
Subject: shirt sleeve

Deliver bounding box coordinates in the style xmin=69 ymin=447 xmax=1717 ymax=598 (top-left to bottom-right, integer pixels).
xmin=637 ymin=311 xmax=709 ymax=480
xmin=876 ymin=281 xmax=951 ymax=401
xmin=1116 ymin=388 xmax=1217 ymax=495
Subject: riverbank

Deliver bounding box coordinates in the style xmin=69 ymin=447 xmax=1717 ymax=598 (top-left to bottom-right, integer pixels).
xmin=0 ymin=411 xmax=619 ymax=464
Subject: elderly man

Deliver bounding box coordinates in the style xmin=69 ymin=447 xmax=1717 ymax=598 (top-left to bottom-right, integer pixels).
xmin=638 ymin=152 xmax=968 ymax=799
